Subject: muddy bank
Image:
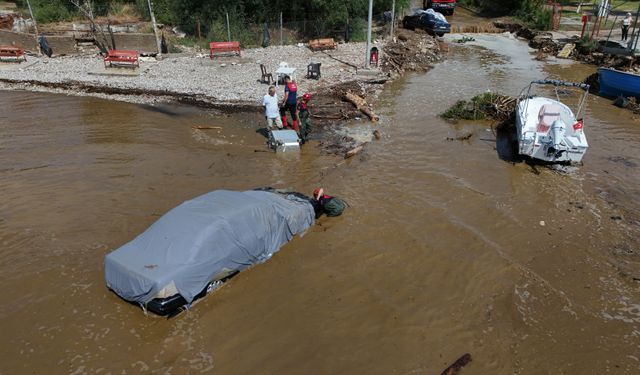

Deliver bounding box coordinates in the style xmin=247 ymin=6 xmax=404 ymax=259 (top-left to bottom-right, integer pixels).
xmin=494 ymin=21 xmax=638 ymax=69
xmin=0 ymin=77 xmax=262 ymax=113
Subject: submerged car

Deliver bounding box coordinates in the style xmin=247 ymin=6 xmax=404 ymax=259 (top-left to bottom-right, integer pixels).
xmin=402 ymin=9 xmax=451 ymax=37
xmin=104 ymin=188 xmax=316 ymax=316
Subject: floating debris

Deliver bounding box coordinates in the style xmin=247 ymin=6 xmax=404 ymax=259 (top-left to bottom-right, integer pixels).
xmin=441 ymin=92 xmax=517 ymax=121
xmin=455 ymin=36 xmax=476 ymax=44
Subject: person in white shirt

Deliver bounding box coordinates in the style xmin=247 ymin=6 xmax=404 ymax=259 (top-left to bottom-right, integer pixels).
xmin=262 ymin=86 xmax=283 ymax=130
xmin=622 ymin=13 xmax=632 ymax=41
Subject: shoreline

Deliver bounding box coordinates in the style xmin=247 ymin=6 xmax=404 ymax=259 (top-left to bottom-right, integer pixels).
xmin=0 ymin=32 xmax=442 ymax=116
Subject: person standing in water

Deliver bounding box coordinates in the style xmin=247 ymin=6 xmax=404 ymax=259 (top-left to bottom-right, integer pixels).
xmin=262 ymin=86 xmax=282 ymax=131
xmin=281 ymin=75 xmax=299 ymax=131
xmin=297 ymin=93 xmax=312 ymax=143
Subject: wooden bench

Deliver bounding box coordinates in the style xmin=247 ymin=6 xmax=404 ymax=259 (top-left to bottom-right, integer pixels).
xmin=209 ymin=41 xmax=241 ymax=58
xmin=103 ymin=49 xmax=139 ymax=68
xmin=308 ymin=38 xmax=337 ymax=52
xmin=0 ymin=45 xmax=26 ymax=63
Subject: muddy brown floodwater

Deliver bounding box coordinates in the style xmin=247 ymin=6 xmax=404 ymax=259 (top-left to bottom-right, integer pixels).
xmin=1 ymin=33 xmax=640 ymax=374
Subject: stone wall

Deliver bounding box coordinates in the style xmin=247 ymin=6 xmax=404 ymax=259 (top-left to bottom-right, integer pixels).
xmin=0 ymin=29 xmax=159 ymax=55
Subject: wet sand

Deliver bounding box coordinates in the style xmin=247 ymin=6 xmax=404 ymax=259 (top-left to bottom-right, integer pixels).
xmin=1 ymin=33 xmax=639 ymax=374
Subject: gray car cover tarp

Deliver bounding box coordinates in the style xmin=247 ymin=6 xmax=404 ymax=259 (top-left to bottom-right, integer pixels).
xmin=104 ymin=190 xmax=315 ymax=304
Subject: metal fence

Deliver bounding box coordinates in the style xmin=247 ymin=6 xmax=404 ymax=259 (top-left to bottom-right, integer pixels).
xmin=200 ymin=12 xmax=397 ymax=48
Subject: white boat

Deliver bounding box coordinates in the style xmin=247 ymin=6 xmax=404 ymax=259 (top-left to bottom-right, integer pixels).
xmin=515 ymin=80 xmax=590 ymax=163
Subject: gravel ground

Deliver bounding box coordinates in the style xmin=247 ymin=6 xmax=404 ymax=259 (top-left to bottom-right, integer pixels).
xmin=0 ymin=42 xmax=380 ymax=105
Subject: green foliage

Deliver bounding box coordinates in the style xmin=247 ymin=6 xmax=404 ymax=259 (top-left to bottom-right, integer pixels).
xmin=441 ymin=92 xmax=505 ymax=120
xmin=458 ymin=0 xmax=543 ymax=16
xmin=15 ymin=0 xmax=74 ymax=23
xmin=135 ymin=0 xmax=172 ymax=24
xmin=22 ymin=0 xmax=412 ymax=40
xmin=206 ymin=8 xmax=256 ymax=47
xmin=578 ymin=36 xmax=598 ymax=52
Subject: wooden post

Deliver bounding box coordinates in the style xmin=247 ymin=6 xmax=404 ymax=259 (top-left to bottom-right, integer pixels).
xmin=226 ymin=12 xmax=231 ymax=42
xmin=631 ymin=4 xmax=640 ymax=51
xmin=280 ymin=12 xmax=283 ymax=46
xmin=197 ymin=19 xmax=201 ymax=40
xmin=147 ymin=0 xmax=162 ymax=55
xmin=25 ymin=0 xmax=40 ymax=55
xmin=365 ymin=0 xmax=373 ymax=68
xmin=390 ymin=0 xmax=396 ymax=38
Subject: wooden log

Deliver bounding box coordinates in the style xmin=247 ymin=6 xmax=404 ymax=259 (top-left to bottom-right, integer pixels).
xmin=344 ymin=142 xmax=367 ymax=159
xmin=343 ymin=92 xmax=380 ymax=122
xmin=440 ymin=353 xmax=472 ymax=375
xmin=311 ymin=114 xmax=344 ymax=120
xmin=192 ymin=126 xmax=222 ymax=130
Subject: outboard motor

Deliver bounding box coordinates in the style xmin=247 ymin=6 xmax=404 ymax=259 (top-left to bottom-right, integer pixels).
xmin=547 ymin=119 xmax=566 ymax=158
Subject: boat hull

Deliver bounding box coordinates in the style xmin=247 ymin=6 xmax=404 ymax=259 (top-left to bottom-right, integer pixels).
xmin=598 ymin=67 xmax=640 ymax=99
xmin=516 ymin=97 xmax=588 ymax=163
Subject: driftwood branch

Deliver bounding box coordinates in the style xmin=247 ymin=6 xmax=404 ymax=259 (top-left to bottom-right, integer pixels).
xmin=345 ymin=142 xmax=367 ymax=159
xmin=311 ymin=114 xmax=344 ymax=120
xmin=192 ymin=126 xmax=222 ymax=130
xmin=69 ymin=0 xmax=114 ymax=53
xmin=343 ymin=92 xmax=379 ymax=122
xmin=440 ymin=353 xmax=472 ymax=375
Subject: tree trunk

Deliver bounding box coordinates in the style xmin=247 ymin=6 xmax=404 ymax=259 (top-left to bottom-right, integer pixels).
xmin=343 ymin=92 xmax=379 ymax=122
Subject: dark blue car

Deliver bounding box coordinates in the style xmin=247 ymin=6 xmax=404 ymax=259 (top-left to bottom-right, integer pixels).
xmin=402 ymin=11 xmax=451 ymax=37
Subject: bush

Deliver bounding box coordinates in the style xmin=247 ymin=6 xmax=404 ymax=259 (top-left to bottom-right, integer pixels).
xmin=15 ymin=0 xmax=75 ymax=23
xmin=441 ymin=92 xmax=509 ymax=120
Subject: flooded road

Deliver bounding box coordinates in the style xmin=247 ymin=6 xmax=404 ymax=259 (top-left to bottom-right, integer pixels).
xmin=1 ymin=33 xmax=640 ymax=374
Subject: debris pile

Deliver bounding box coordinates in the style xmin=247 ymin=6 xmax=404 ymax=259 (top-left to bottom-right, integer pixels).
xmin=382 ymin=29 xmax=442 ymax=74
xmin=613 ymin=96 xmax=640 ymax=114
xmin=441 ymin=92 xmax=517 ymax=121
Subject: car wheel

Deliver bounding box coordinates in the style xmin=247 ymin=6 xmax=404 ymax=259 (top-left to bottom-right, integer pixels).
xmin=437 ymin=33 xmax=445 ymax=37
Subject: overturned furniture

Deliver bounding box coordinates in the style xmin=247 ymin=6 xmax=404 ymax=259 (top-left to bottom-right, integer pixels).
xmin=307 ymin=62 xmax=321 ymax=79
xmin=259 ymin=63 xmax=273 ymax=84
xmin=0 ymin=45 xmax=26 ymax=63
xmin=209 ymin=41 xmax=241 ymax=58
xmin=103 ymin=49 xmax=139 ymax=68
xmin=268 ymin=129 xmax=301 ymax=152
xmin=308 ymin=38 xmax=337 ymax=51
xmin=104 ymin=189 xmax=316 ymax=316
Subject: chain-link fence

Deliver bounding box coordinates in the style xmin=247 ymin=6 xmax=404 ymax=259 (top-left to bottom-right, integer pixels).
xmin=189 ymin=12 xmax=397 ymax=49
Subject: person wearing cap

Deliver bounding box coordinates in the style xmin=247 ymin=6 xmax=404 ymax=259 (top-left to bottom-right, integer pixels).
xmin=281 ymin=75 xmax=299 ymax=131
xmin=622 ymin=13 xmax=632 ymax=42
xmin=312 ymin=188 xmax=346 ymax=218
xmin=297 ymin=92 xmax=313 ymax=143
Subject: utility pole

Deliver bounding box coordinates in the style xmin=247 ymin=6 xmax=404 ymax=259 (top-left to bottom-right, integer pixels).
xmin=365 ymin=0 xmax=373 ymax=68
xmin=25 ymin=0 xmax=40 ymax=55
xmin=147 ymin=0 xmax=162 ymax=55
xmin=390 ymin=0 xmax=396 ymax=38
xmin=226 ymin=12 xmax=231 ymax=42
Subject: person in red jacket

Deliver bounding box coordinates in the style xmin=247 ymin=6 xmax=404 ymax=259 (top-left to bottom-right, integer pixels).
xmin=281 ymin=75 xmax=299 ymax=131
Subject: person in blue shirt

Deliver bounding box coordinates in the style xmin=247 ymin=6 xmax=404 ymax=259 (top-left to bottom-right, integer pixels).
xmin=281 ymin=75 xmax=299 ymax=131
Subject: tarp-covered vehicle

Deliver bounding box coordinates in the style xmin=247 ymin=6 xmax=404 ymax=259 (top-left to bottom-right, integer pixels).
xmin=104 ymin=188 xmax=316 ymax=316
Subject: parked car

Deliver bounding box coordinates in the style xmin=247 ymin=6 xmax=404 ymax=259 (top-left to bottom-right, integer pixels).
xmin=403 ymin=10 xmax=451 ymax=37
xmin=424 ymin=0 xmax=457 ymax=15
